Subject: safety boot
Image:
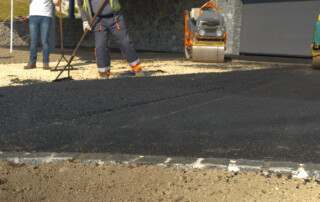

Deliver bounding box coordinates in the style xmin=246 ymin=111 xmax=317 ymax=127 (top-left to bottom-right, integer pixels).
xmin=131 ymin=62 xmax=145 ymax=77
xmin=135 ymin=70 xmax=145 ymax=77
xmin=99 ymin=70 xmax=110 ymax=78
xmin=43 ymin=62 xmax=50 ymax=70
xmin=24 ymin=62 xmax=36 ymax=69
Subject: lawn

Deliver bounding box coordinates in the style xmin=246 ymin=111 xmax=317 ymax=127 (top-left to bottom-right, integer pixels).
xmin=0 ymin=0 xmax=29 ymax=21
xmin=0 ymin=0 xmax=68 ymax=21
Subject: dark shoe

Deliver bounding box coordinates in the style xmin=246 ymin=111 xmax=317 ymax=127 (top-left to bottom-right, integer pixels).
xmin=99 ymin=70 xmax=110 ymax=79
xmin=43 ymin=62 xmax=50 ymax=70
xmin=24 ymin=62 xmax=36 ymax=69
xmin=135 ymin=70 xmax=145 ymax=77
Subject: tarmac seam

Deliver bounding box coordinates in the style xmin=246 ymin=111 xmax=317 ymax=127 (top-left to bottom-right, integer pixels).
xmin=0 ymin=151 xmax=319 ymax=179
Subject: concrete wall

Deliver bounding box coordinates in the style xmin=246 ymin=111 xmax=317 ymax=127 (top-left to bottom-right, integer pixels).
xmin=0 ymin=0 xmax=243 ymax=55
xmin=216 ymin=0 xmax=242 ymax=55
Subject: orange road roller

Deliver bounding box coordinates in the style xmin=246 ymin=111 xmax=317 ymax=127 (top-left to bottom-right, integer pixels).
xmin=184 ymin=2 xmax=227 ymax=63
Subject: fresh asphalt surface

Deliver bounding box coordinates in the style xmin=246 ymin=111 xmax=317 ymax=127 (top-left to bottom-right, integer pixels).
xmin=1 ymin=57 xmax=320 ymax=164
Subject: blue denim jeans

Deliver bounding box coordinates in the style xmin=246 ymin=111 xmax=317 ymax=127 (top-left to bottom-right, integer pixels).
xmin=29 ymin=16 xmax=52 ymax=63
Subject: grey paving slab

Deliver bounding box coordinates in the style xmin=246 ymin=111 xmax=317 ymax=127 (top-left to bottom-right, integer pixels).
xmin=268 ymin=161 xmax=300 ymax=174
xmin=12 ymin=152 xmax=54 ymax=164
xmin=235 ymin=159 xmax=264 ymax=172
xmin=305 ymin=163 xmax=320 ymax=178
xmin=108 ymin=154 xmax=141 ymax=164
xmin=202 ymin=158 xmax=230 ymax=169
xmin=1 ymin=152 xmax=28 ymax=161
xmin=0 ymin=152 xmax=7 ymax=160
xmin=52 ymin=153 xmax=81 ymax=162
xmin=167 ymin=157 xmax=199 ymax=168
xmin=75 ymin=153 xmax=108 ymax=164
xmin=136 ymin=155 xmax=168 ymax=165
xmin=23 ymin=152 xmax=54 ymax=158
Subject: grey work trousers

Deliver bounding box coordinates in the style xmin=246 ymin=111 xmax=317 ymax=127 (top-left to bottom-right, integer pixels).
xmin=93 ymin=12 xmax=140 ymax=72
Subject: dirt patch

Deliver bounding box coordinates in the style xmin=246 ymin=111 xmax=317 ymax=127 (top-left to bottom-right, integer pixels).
xmin=0 ymin=161 xmax=319 ymax=201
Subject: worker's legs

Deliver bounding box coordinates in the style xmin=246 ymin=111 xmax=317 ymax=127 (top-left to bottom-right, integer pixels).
xmin=108 ymin=13 xmax=141 ymax=72
xmin=94 ymin=30 xmax=111 ymax=73
xmin=39 ymin=16 xmax=52 ymax=63
xmin=29 ymin=16 xmax=41 ymax=64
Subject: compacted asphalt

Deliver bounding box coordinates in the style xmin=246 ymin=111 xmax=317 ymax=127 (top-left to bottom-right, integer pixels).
xmin=1 ymin=59 xmax=320 ymax=164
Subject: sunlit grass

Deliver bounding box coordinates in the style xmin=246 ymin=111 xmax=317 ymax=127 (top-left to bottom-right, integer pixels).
xmin=0 ymin=0 xmax=68 ymax=21
xmin=0 ymin=0 xmax=29 ymax=21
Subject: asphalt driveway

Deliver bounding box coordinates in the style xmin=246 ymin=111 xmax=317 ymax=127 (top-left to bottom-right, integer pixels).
xmin=1 ymin=61 xmax=320 ymax=163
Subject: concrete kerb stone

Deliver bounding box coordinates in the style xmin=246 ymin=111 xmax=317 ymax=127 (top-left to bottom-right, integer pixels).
xmin=234 ymin=159 xmax=264 ymax=173
xmin=1 ymin=152 xmax=31 ymax=162
xmin=166 ymin=157 xmax=199 ymax=168
xmin=136 ymin=155 xmax=169 ymax=166
xmin=52 ymin=152 xmax=81 ymax=163
xmin=1 ymin=152 xmax=82 ymax=164
xmin=1 ymin=151 xmax=320 ymax=179
xmin=107 ymin=153 xmax=142 ymax=165
xmin=305 ymin=164 xmax=320 ymax=178
xmin=10 ymin=152 xmax=55 ymax=164
xmin=202 ymin=158 xmax=230 ymax=170
xmin=74 ymin=153 xmax=108 ymax=165
xmin=268 ymin=161 xmax=300 ymax=175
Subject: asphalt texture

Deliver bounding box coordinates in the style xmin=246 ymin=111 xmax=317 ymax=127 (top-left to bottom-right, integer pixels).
xmin=1 ymin=60 xmax=320 ymax=164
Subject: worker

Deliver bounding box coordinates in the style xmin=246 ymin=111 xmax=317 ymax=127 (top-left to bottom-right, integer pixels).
xmin=77 ymin=0 xmax=144 ymax=77
xmin=24 ymin=0 xmax=61 ymax=70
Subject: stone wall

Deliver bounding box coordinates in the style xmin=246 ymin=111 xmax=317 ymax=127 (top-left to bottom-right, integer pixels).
xmin=0 ymin=0 xmax=243 ymax=55
xmin=0 ymin=22 xmax=29 ymax=47
xmin=116 ymin=0 xmax=243 ymax=54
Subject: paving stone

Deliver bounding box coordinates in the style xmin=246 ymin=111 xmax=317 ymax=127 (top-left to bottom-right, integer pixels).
xmin=202 ymin=158 xmax=230 ymax=169
xmin=14 ymin=153 xmax=54 ymax=164
xmin=167 ymin=157 xmax=198 ymax=168
xmin=136 ymin=155 xmax=168 ymax=165
xmin=75 ymin=153 xmax=108 ymax=164
xmin=305 ymin=163 xmax=320 ymax=178
xmin=0 ymin=151 xmax=7 ymax=160
xmin=268 ymin=161 xmax=300 ymax=174
xmin=51 ymin=152 xmax=81 ymax=163
xmin=108 ymin=153 xmax=141 ymax=164
xmin=23 ymin=152 xmax=53 ymax=158
xmin=2 ymin=152 xmax=29 ymax=162
xmin=235 ymin=159 xmax=264 ymax=172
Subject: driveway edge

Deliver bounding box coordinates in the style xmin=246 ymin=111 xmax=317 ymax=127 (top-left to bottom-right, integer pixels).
xmin=0 ymin=151 xmax=319 ymax=179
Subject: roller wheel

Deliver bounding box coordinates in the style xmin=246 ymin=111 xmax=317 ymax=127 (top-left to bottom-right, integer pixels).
xmin=312 ymin=56 xmax=320 ymax=69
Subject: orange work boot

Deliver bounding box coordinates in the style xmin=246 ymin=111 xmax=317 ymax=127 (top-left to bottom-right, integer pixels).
xmin=131 ymin=62 xmax=144 ymax=77
xmin=99 ymin=70 xmax=110 ymax=78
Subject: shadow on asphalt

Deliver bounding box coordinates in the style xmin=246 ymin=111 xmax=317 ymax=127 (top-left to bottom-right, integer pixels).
xmin=10 ymin=78 xmax=45 ymax=85
xmin=1 ymin=65 xmax=320 ymax=164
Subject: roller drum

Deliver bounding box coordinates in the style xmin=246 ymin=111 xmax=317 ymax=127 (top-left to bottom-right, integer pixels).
xmin=192 ymin=46 xmax=224 ymax=63
xmin=312 ymin=56 xmax=320 ymax=69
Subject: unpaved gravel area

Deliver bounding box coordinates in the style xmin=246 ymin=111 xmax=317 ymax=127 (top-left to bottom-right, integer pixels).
xmin=0 ymin=161 xmax=320 ymax=201
xmin=0 ymin=47 xmax=299 ymax=87
xmin=1 ymin=48 xmax=318 ymax=201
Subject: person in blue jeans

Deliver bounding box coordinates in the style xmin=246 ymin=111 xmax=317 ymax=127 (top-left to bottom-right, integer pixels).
xmin=24 ymin=0 xmax=61 ymax=70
